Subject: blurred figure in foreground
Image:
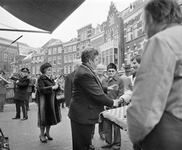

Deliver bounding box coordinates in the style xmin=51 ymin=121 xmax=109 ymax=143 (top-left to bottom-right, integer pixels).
xmin=127 ymin=0 xmax=182 ymax=149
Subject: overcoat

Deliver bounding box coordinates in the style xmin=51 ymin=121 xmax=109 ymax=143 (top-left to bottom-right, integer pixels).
xmin=64 ymin=71 xmax=75 ymax=107
xmin=37 ymin=74 xmax=61 ymax=127
xmin=14 ymin=76 xmax=29 ymax=101
xmin=0 ymin=79 xmax=7 ymax=107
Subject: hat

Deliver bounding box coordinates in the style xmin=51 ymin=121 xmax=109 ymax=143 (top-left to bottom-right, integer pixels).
xmin=107 ymin=63 xmax=117 ymax=71
xmin=40 ymin=62 xmax=52 ymax=74
xmin=21 ymin=68 xmax=29 ymax=73
xmin=124 ymin=64 xmax=131 ymax=72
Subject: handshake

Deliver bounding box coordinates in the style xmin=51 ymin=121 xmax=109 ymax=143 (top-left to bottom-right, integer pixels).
xmin=113 ymin=98 xmax=124 ymax=107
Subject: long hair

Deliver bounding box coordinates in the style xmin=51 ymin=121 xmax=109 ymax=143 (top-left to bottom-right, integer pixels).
xmin=144 ymin=0 xmax=182 ymax=24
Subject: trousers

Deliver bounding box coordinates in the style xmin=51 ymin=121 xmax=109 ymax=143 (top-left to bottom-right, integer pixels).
xmin=14 ymin=100 xmax=27 ymax=118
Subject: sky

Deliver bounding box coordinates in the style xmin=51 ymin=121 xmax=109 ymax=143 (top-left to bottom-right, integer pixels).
xmin=0 ymin=0 xmax=135 ymax=48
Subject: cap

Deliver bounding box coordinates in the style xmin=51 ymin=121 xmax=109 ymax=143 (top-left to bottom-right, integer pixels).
xmin=21 ymin=68 xmax=29 ymax=73
xmin=107 ymin=63 xmax=117 ymax=71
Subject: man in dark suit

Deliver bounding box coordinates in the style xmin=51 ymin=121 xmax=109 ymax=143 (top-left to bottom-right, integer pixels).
xmin=68 ymin=48 xmax=121 ymax=150
xmin=12 ymin=68 xmax=30 ymax=121
xmin=64 ymin=61 xmax=81 ymax=108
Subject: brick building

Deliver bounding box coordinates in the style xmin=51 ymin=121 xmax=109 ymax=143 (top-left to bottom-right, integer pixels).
xmin=98 ymin=2 xmax=124 ymax=70
xmin=123 ymin=0 xmax=147 ymax=64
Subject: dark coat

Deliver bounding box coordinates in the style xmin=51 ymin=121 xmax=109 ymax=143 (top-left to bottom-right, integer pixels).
xmin=68 ymin=63 xmax=114 ymax=124
xmin=14 ymin=76 xmax=29 ymax=101
xmin=0 ymin=80 xmax=7 ymax=94
xmin=64 ymin=71 xmax=75 ymax=107
xmin=37 ymin=74 xmax=61 ymax=127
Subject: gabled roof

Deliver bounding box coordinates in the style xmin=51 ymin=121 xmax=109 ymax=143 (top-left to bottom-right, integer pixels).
xmin=41 ymin=38 xmax=62 ymax=48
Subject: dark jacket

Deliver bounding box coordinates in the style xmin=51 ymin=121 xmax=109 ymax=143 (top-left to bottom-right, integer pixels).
xmin=68 ymin=63 xmax=114 ymax=124
xmin=37 ymin=74 xmax=61 ymax=127
xmin=14 ymin=76 xmax=29 ymax=101
xmin=64 ymin=71 xmax=75 ymax=107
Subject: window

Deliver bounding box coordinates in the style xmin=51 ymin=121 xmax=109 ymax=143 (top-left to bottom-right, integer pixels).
xmin=69 ymin=65 xmax=72 ymax=73
xmin=48 ymin=49 xmax=52 ymax=55
xmin=48 ymin=57 xmax=52 ymax=64
xmin=53 ymin=47 xmax=57 ymax=54
xmin=133 ymin=23 xmax=138 ymax=39
xmin=3 ymin=52 xmax=8 ymax=60
xmin=37 ymin=57 xmax=40 ymax=62
xmin=69 ymin=54 xmax=72 ymax=62
xmin=58 ymin=47 xmax=62 ymax=53
xmin=58 ymin=56 xmax=62 ymax=64
xmin=73 ymin=45 xmax=76 ymax=52
xmin=64 ymin=47 xmax=68 ymax=53
xmin=53 ymin=56 xmax=57 ymax=65
xmin=68 ymin=46 xmax=72 ymax=53
xmin=57 ymin=68 xmax=62 ymax=75
xmin=32 ymin=66 xmax=35 ymax=74
xmin=33 ymin=57 xmax=36 ymax=63
xmin=64 ymin=66 xmax=68 ymax=74
xmin=41 ymin=56 xmax=44 ymax=62
xmin=64 ymin=55 xmax=68 ymax=63
xmin=52 ymin=68 xmax=56 ymax=77
xmin=36 ymin=65 xmax=40 ymax=74
xmin=80 ymin=31 xmax=87 ymax=41
xmin=73 ymin=53 xmax=76 ymax=61
xmin=126 ymin=26 xmax=132 ymax=42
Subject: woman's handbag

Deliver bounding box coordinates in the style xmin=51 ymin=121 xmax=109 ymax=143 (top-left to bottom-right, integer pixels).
xmin=56 ymin=94 xmax=65 ymax=104
xmin=0 ymin=128 xmax=10 ymax=150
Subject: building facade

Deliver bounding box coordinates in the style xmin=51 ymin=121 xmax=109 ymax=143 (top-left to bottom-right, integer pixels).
xmin=123 ymin=0 xmax=147 ymax=64
xmin=63 ymin=38 xmax=77 ymax=74
xmin=76 ymin=24 xmax=94 ymax=59
xmin=99 ymin=2 xmax=124 ymax=70
xmin=0 ymin=37 xmax=35 ymax=76
xmin=31 ymin=39 xmax=64 ymax=78
xmin=90 ymin=24 xmax=105 ymax=63
xmin=0 ymin=37 xmax=19 ymax=76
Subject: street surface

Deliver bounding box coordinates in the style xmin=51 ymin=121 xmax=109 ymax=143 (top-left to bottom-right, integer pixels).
xmin=0 ymin=103 xmax=133 ymax=150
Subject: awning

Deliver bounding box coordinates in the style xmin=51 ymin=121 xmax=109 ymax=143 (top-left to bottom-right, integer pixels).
xmin=0 ymin=0 xmax=85 ymax=33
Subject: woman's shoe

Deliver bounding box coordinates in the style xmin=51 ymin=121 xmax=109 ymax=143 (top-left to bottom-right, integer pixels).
xmin=44 ymin=133 xmax=53 ymax=140
xmin=39 ymin=135 xmax=47 ymax=143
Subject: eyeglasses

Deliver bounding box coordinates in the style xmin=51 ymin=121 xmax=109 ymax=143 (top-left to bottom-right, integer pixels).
xmin=108 ymin=70 xmax=115 ymax=73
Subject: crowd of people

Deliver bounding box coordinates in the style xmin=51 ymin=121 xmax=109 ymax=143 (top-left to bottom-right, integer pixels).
xmin=0 ymin=0 xmax=182 ymax=149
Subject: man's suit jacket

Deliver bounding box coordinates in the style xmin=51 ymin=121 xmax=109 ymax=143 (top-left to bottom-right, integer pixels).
xmin=64 ymin=71 xmax=75 ymax=107
xmin=68 ymin=63 xmax=114 ymax=124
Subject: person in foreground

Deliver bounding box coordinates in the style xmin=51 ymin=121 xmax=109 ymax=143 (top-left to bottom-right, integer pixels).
xmin=37 ymin=62 xmax=61 ymax=143
xmin=68 ymin=48 xmax=120 ymax=150
xmin=126 ymin=0 xmax=182 ymax=149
